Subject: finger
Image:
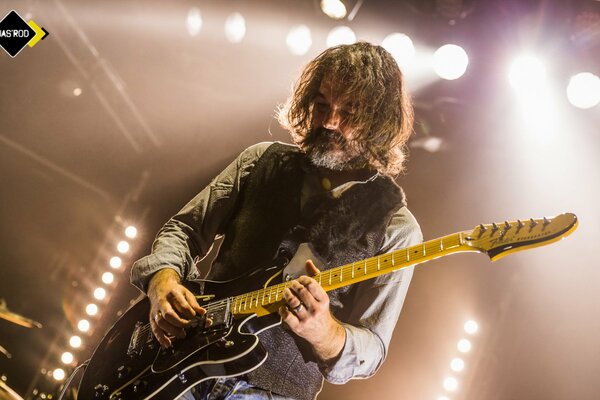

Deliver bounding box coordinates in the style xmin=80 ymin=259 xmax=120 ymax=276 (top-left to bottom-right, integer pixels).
xmin=185 ymin=290 xmax=205 ymax=315
xmin=279 ymin=305 xmax=299 ymax=330
xmin=290 ymin=280 xmax=318 ymax=310
xmin=155 ymin=315 xmax=186 ymax=339
xmin=296 ymin=276 xmax=325 ymax=302
xmin=168 ymin=290 xmax=197 ymax=319
xmin=304 ymin=259 xmax=320 ymax=276
xmin=283 ymin=287 xmax=302 ymax=309
xmin=150 ymin=317 xmax=171 ymax=348
xmin=159 ymin=300 xmax=190 ymax=328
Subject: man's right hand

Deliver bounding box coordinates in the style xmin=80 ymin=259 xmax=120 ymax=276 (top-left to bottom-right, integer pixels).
xmin=147 ymin=268 xmax=205 ymax=348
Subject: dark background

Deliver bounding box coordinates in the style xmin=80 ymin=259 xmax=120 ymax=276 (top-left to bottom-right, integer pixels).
xmin=1 ymin=0 xmax=599 ymax=399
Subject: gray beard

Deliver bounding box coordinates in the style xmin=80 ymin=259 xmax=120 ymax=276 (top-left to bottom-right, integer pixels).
xmin=304 ymin=128 xmax=369 ymax=171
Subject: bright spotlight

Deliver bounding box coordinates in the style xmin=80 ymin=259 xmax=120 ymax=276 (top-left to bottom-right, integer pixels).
xmin=78 ymin=319 xmax=90 ymax=333
xmin=464 ymin=320 xmax=479 ymax=334
xmin=457 ymin=338 xmax=472 ymax=353
xmin=117 ymin=241 xmax=129 ymax=254
xmin=286 ymin=25 xmax=312 ymax=56
xmin=567 ymin=72 xmax=600 ymax=109
xmin=85 ymin=303 xmax=98 ymax=316
xmin=109 ymin=256 xmax=122 ymax=269
xmin=433 ymin=44 xmax=469 ymax=80
xmin=443 ymin=377 xmax=459 ymax=391
xmin=186 ymin=8 xmax=202 ymax=37
xmin=320 ymin=0 xmax=347 ymax=19
xmin=450 ymin=357 xmax=465 ymax=372
xmin=509 ymin=55 xmax=546 ymax=89
xmin=69 ymin=335 xmax=82 ymax=348
xmin=326 ymin=26 xmax=356 ymax=48
xmin=225 ymin=12 xmax=246 ymax=43
xmin=61 ymin=351 xmax=74 ymax=364
xmin=381 ymin=33 xmax=415 ymax=70
xmin=52 ymin=368 xmax=66 ymax=381
xmin=93 ymin=287 xmax=106 ymax=301
xmin=102 ymin=272 xmax=114 ymax=284
xmin=124 ymin=226 xmax=137 ymax=239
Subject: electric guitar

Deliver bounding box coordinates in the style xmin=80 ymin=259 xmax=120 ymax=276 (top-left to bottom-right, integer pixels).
xmin=78 ymin=213 xmax=578 ymax=399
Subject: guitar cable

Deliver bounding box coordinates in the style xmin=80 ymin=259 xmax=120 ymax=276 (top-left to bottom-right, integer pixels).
xmin=57 ymin=359 xmax=89 ymax=400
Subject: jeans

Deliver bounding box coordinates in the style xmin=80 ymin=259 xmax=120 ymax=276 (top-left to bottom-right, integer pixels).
xmin=180 ymin=378 xmax=294 ymax=400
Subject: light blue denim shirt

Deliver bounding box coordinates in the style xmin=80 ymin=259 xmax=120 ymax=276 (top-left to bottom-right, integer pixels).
xmin=131 ymin=141 xmax=423 ymax=385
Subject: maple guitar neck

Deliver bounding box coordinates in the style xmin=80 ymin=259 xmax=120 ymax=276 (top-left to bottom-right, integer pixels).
xmin=230 ymin=213 xmax=578 ymax=318
xmin=232 ymin=233 xmax=467 ymax=318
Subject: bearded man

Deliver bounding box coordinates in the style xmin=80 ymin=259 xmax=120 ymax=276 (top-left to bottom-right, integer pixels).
xmin=131 ymin=41 xmax=422 ymax=400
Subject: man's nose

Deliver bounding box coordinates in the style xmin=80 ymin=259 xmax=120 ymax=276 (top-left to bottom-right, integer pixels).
xmin=322 ymin=109 xmax=341 ymax=130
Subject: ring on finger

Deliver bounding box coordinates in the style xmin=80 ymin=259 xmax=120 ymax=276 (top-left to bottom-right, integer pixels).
xmin=293 ymin=303 xmax=304 ymax=313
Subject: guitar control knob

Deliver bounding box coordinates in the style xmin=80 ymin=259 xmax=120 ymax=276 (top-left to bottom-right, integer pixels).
xmin=117 ymin=365 xmax=131 ymax=379
xmin=94 ymin=384 xmax=109 ymax=398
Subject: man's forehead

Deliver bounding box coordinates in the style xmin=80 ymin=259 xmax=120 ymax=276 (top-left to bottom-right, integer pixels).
xmin=317 ymin=79 xmax=354 ymax=104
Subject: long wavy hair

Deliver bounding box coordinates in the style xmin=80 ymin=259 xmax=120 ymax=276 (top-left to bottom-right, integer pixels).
xmin=278 ymin=42 xmax=414 ymax=176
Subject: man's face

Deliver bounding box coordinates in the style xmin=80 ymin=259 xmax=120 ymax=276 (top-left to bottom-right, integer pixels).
xmin=305 ymin=79 xmax=368 ymax=171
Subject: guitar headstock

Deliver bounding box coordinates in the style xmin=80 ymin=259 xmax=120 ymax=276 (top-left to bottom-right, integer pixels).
xmin=462 ymin=213 xmax=578 ymax=261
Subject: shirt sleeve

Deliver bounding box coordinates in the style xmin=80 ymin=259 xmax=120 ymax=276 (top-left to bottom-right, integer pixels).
xmin=130 ymin=142 xmax=274 ymax=293
xmin=320 ymin=205 xmax=423 ymax=384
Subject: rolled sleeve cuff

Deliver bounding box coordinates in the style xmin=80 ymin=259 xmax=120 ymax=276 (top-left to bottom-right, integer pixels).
xmin=130 ymin=252 xmax=187 ymax=293
xmin=319 ymin=323 xmax=384 ymax=384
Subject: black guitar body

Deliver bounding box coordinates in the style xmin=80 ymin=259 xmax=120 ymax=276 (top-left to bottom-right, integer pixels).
xmin=78 ymin=270 xmax=283 ymax=400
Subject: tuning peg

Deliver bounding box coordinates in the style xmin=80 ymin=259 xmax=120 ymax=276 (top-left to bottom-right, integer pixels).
xmin=515 ymin=219 xmax=524 ymax=233
xmin=543 ymin=217 xmax=550 ymax=226
xmin=529 ymin=218 xmax=538 ymax=231
xmin=477 ymin=224 xmax=487 ymax=238
xmin=491 ymin=223 xmax=499 ymax=234
xmin=504 ymin=221 xmax=511 ymax=230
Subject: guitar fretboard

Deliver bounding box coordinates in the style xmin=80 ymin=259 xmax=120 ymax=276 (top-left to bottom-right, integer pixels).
xmin=231 ymin=233 xmax=467 ymax=317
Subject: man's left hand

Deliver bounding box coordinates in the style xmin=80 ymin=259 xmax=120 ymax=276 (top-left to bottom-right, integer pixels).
xmin=279 ymin=259 xmax=346 ymax=363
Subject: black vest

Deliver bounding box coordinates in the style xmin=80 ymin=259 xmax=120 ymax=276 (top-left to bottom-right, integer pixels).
xmin=207 ymin=143 xmax=405 ymax=400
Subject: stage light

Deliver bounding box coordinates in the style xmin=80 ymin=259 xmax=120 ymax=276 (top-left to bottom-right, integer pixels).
xmin=61 ymin=352 xmax=74 ymax=365
xmin=326 ymin=26 xmax=356 ymax=48
xmin=73 ymin=88 xmax=82 ymax=97
xmin=117 ymin=240 xmax=129 ymax=254
xmin=109 ymin=256 xmax=122 ymax=269
xmin=124 ymin=226 xmax=137 ymax=239
xmin=286 ymin=25 xmax=312 ymax=56
xmin=78 ymin=319 xmax=90 ymax=333
xmin=186 ymin=8 xmax=202 ymax=37
xmin=433 ymin=44 xmax=469 ymax=80
xmin=85 ymin=303 xmax=98 ymax=316
xmin=509 ymin=55 xmax=546 ymax=90
xmin=443 ymin=377 xmax=459 ymax=391
xmin=102 ymin=272 xmax=114 ymax=285
xmin=450 ymin=357 xmax=465 ymax=372
xmin=464 ymin=320 xmax=479 ymax=334
xmin=93 ymin=287 xmax=106 ymax=301
xmin=52 ymin=368 xmax=65 ymax=381
xmin=225 ymin=12 xmax=246 ymax=43
xmin=320 ymin=0 xmax=347 ymax=19
xmin=381 ymin=33 xmax=415 ymax=69
xmin=69 ymin=335 xmax=82 ymax=348
xmin=457 ymin=338 xmax=472 ymax=353
xmin=567 ymin=72 xmax=600 ymax=109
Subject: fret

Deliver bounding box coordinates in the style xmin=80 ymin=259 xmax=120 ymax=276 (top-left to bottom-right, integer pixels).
xmin=328 ymin=270 xmax=332 ymax=286
xmin=440 ymin=238 xmax=444 ymax=251
xmin=422 ymin=243 xmax=426 ymax=256
xmin=352 ymin=261 xmax=356 ymax=278
xmin=363 ymin=259 xmax=367 ymax=275
xmin=377 ymin=256 xmax=380 ymax=271
xmin=340 ymin=266 xmax=343 ymax=282
xmin=391 ymin=252 xmax=395 ymax=268
xmin=406 ymin=247 xmax=410 ymax=261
